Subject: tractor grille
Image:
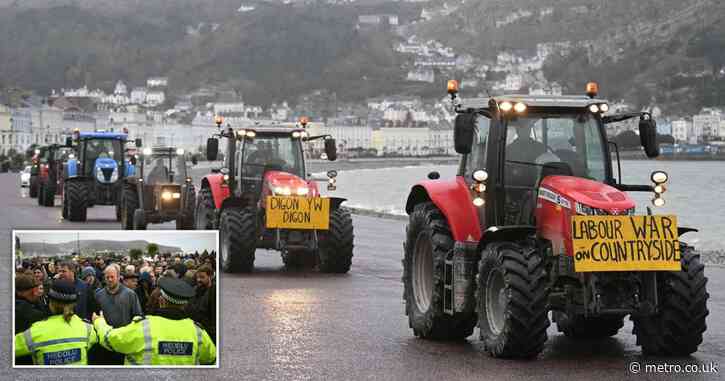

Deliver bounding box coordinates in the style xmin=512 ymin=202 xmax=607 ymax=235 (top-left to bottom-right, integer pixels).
xmin=101 ymin=168 xmax=114 ymax=182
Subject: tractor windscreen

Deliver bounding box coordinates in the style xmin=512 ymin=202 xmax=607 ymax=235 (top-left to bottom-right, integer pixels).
xmin=143 ymin=149 xmax=186 ymax=184
xmin=82 ymin=139 xmax=123 ymax=176
xmin=242 ymin=135 xmax=304 ymax=179
xmin=502 ymin=112 xmax=607 ymax=224
xmin=54 ymin=148 xmax=73 ymax=161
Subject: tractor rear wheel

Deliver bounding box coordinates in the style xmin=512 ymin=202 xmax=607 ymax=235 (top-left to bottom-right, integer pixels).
xmin=195 ymin=188 xmax=216 ymax=229
xmin=133 ymin=209 xmax=147 ymax=230
xmin=477 ymin=240 xmax=549 ymax=358
xmin=403 ymin=202 xmax=476 ymax=340
xmin=65 ymin=181 xmax=88 ymax=222
xmin=121 ymin=185 xmax=138 ymax=230
xmin=219 ymin=207 xmax=256 ymax=273
xmin=632 ymin=243 xmax=709 ymax=356
xmin=41 ymin=182 xmax=55 ymax=207
xmin=318 ymin=208 xmax=354 ymax=273
xmin=176 ymin=186 xmax=196 ymax=230
xmin=554 ymin=312 xmax=624 ymax=339
xmin=29 ymin=177 xmax=38 ymax=198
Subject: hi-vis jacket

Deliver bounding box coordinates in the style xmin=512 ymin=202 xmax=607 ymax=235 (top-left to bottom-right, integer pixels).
xmin=94 ymin=314 xmax=216 ymax=365
xmin=15 ymin=314 xmax=98 ymax=365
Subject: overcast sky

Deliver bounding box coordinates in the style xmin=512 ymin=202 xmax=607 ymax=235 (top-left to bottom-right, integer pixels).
xmin=15 ymin=231 xmax=217 ymax=252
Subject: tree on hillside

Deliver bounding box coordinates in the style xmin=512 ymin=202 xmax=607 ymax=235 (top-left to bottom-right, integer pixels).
xmin=129 ymin=248 xmax=143 ymax=261
xmin=147 ymin=243 xmax=159 ymax=257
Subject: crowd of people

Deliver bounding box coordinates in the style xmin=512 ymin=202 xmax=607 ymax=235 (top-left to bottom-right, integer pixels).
xmin=14 ymin=250 xmax=217 ymax=366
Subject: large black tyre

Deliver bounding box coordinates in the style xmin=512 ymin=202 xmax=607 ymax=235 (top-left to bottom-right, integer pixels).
xmin=318 ymin=207 xmax=354 ymax=273
xmin=477 ymin=241 xmax=549 ymax=358
xmin=37 ymin=182 xmax=45 ymax=206
xmin=219 ymin=207 xmax=257 ymax=273
xmin=554 ymin=312 xmax=624 ymax=339
xmin=133 ymin=209 xmax=147 ymax=230
xmin=632 ymin=243 xmax=709 ymax=356
xmin=176 ymin=186 xmax=196 ymax=230
xmin=65 ymin=181 xmax=88 ymax=222
xmin=402 ymin=202 xmax=476 ymax=340
xmin=195 ymin=188 xmax=216 ymax=229
xmin=29 ymin=177 xmax=38 ymax=198
xmin=41 ymin=182 xmax=55 ymax=207
xmin=121 ymin=185 xmax=138 ymax=230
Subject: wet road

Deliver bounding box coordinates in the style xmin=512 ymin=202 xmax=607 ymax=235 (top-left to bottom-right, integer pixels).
xmin=0 ymin=172 xmax=723 ymax=380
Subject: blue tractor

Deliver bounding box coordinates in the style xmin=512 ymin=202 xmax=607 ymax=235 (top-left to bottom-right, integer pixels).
xmin=62 ymin=130 xmax=138 ymax=222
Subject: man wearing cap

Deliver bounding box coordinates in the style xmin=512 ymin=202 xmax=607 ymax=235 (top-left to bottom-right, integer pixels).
xmin=81 ymin=266 xmax=101 ymax=291
xmin=15 ymin=279 xmax=98 ymax=366
xmin=92 ymin=277 xmax=216 ymax=365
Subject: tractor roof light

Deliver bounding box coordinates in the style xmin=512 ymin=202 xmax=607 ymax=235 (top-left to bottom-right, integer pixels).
xmin=473 ymin=183 xmax=486 ymax=193
xmin=586 ymin=82 xmax=599 ymax=98
xmin=245 ymin=130 xmax=256 ymax=139
xmin=292 ymin=131 xmax=302 ymax=138
xmin=499 ymin=101 xmax=513 ymax=112
xmin=176 ymin=148 xmax=185 ymax=155
xmin=654 ymin=184 xmax=666 ymax=194
xmin=513 ymin=102 xmax=527 ymax=113
xmin=472 ymin=169 xmax=488 ymax=182
xmin=447 ymin=79 xmax=459 ymax=95
xmin=214 ymin=115 xmax=224 ymax=126
xmin=589 ymin=104 xmax=600 ymax=113
xmin=143 ymin=147 xmax=152 ymax=155
xmin=473 ymin=197 xmax=485 ymax=207
xmin=652 ymin=196 xmax=665 ymax=207
xmin=599 ymin=103 xmax=609 ymax=113
xmin=651 ymin=171 xmax=668 ymax=184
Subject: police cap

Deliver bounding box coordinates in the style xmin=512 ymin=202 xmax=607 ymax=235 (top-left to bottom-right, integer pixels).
xmin=158 ymin=277 xmax=194 ymax=305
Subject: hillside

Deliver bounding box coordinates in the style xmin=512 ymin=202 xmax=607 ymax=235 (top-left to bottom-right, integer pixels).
xmin=20 ymin=239 xmax=181 ymax=256
xmin=412 ymin=0 xmax=725 ymax=114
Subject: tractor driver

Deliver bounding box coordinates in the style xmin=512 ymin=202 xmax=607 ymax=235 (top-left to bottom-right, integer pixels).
xmin=147 ymin=158 xmax=170 ymax=185
xmin=504 ymin=118 xmax=548 ymax=225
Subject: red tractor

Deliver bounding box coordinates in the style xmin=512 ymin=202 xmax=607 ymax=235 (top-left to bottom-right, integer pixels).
xmin=36 ymin=143 xmax=75 ymax=207
xmin=197 ymin=117 xmax=354 ymax=273
xmin=402 ymin=81 xmax=708 ymax=358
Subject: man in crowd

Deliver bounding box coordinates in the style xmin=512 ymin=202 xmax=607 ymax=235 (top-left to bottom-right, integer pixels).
xmin=56 ymin=261 xmax=93 ymax=320
xmin=187 ymin=265 xmax=216 ymax=343
xmin=92 ymin=264 xmax=143 ymax=365
xmin=15 ymin=272 xmax=49 ymax=365
xmin=82 ymin=266 xmax=102 ymax=291
xmin=93 ymin=256 xmax=105 ymax=286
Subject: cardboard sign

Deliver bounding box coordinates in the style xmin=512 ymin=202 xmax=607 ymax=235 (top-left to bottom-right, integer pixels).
xmin=266 ymin=196 xmax=330 ymax=230
xmin=571 ymin=215 xmax=681 ymax=272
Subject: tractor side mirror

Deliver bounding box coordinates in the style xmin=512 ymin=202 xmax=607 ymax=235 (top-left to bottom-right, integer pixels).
xmin=206 ymin=138 xmax=219 ymax=161
xmin=135 ymin=138 xmax=142 ymax=148
xmin=454 ymin=113 xmax=475 ymax=154
xmin=324 ymin=138 xmax=337 ymax=161
xmin=639 ymin=118 xmax=659 ymax=158
xmin=191 ymin=155 xmax=198 ymax=166
xmin=65 ymin=137 xmax=73 ymax=147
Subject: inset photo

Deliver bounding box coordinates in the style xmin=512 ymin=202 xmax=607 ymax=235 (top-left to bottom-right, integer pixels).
xmin=12 ymin=230 xmax=218 ymax=368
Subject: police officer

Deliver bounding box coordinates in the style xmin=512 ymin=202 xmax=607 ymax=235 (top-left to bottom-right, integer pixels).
xmin=15 ymin=279 xmax=98 ymax=366
xmin=92 ymin=277 xmax=216 ymax=365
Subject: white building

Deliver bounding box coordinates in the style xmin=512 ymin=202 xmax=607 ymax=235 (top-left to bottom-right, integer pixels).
xmin=504 ymin=74 xmax=523 ymax=91
xmin=376 ymin=127 xmax=430 ymax=155
xmin=114 ymin=81 xmax=128 ymax=95
xmin=130 ymin=87 xmax=148 ymax=104
xmin=31 ymin=105 xmax=64 ymax=146
xmin=146 ymin=77 xmax=168 ymax=88
xmin=145 ymin=91 xmax=166 ymax=107
xmin=671 ymin=120 xmax=689 ymax=143
xmin=693 ymin=109 xmax=721 ymax=140
xmin=213 ymin=102 xmax=246 ymax=115
xmin=309 ymin=124 xmax=372 ymax=150
xmin=406 ymin=69 xmax=435 ymax=83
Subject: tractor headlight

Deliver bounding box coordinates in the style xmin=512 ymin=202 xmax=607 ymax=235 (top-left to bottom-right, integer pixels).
xmin=161 ymin=191 xmax=173 ymax=200
xmin=589 ymin=104 xmax=600 ymax=113
xmin=599 ymin=103 xmax=609 ymax=113
xmin=273 ymin=186 xmax=292 ymax=196
xmin=296 ymin=187 xmax=309 ymax=196
xmin=110 ymin=168 xmax=118 ymax=182
xmin=143 ymin=147 xmax=152 ymax=155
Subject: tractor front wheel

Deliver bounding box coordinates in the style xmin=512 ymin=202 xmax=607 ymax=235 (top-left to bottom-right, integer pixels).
xmin=477 ymin=240 xmax=549 ymax=358
xmin=219 ymin=207 xmax=257 ymax=273
xmin=403 ymin=202 xmax=476 ymax=340
xmin=37 ymin=182 xmax=45 ymax=206
xmin=176 ymin=186 xmax=196 ymax=230
xmin=121 ymin=185 xmax=138 ymax=230
xmin=29 ymin=177 xmax=38 ymax=198
xmin=318 ymin=208 xmax=354 ymax=273
xmin=632 ymin=243 xmax=709 ymax=356
xmin=65 ymin=181 xmax=88 ymax=222
xmin=195 ymin=188 xmax=216 ymax=229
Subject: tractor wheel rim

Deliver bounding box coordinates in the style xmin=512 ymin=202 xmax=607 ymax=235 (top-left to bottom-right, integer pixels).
xmin=220 ymin=222 xmax=229 ymax=267
xmin=412 ymin=232 xmax=434 ymax=313
xmin=486 ymin=269 xmax=507 ymax=336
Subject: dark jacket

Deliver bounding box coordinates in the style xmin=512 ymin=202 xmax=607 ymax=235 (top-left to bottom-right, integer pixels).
xmin=74 ymin=279 xmax=94 ymax=320
xmin=15 ymin=297 xmax=49 ymax=333
xmin=187 ymin=282 xmax=216 ymax=343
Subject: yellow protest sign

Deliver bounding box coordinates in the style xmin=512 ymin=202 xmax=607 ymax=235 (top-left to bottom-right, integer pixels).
xmin=570 ymin=215 xmax=681 ymax=272
xmin=266 ymin=196 xmax=330 ymax=230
